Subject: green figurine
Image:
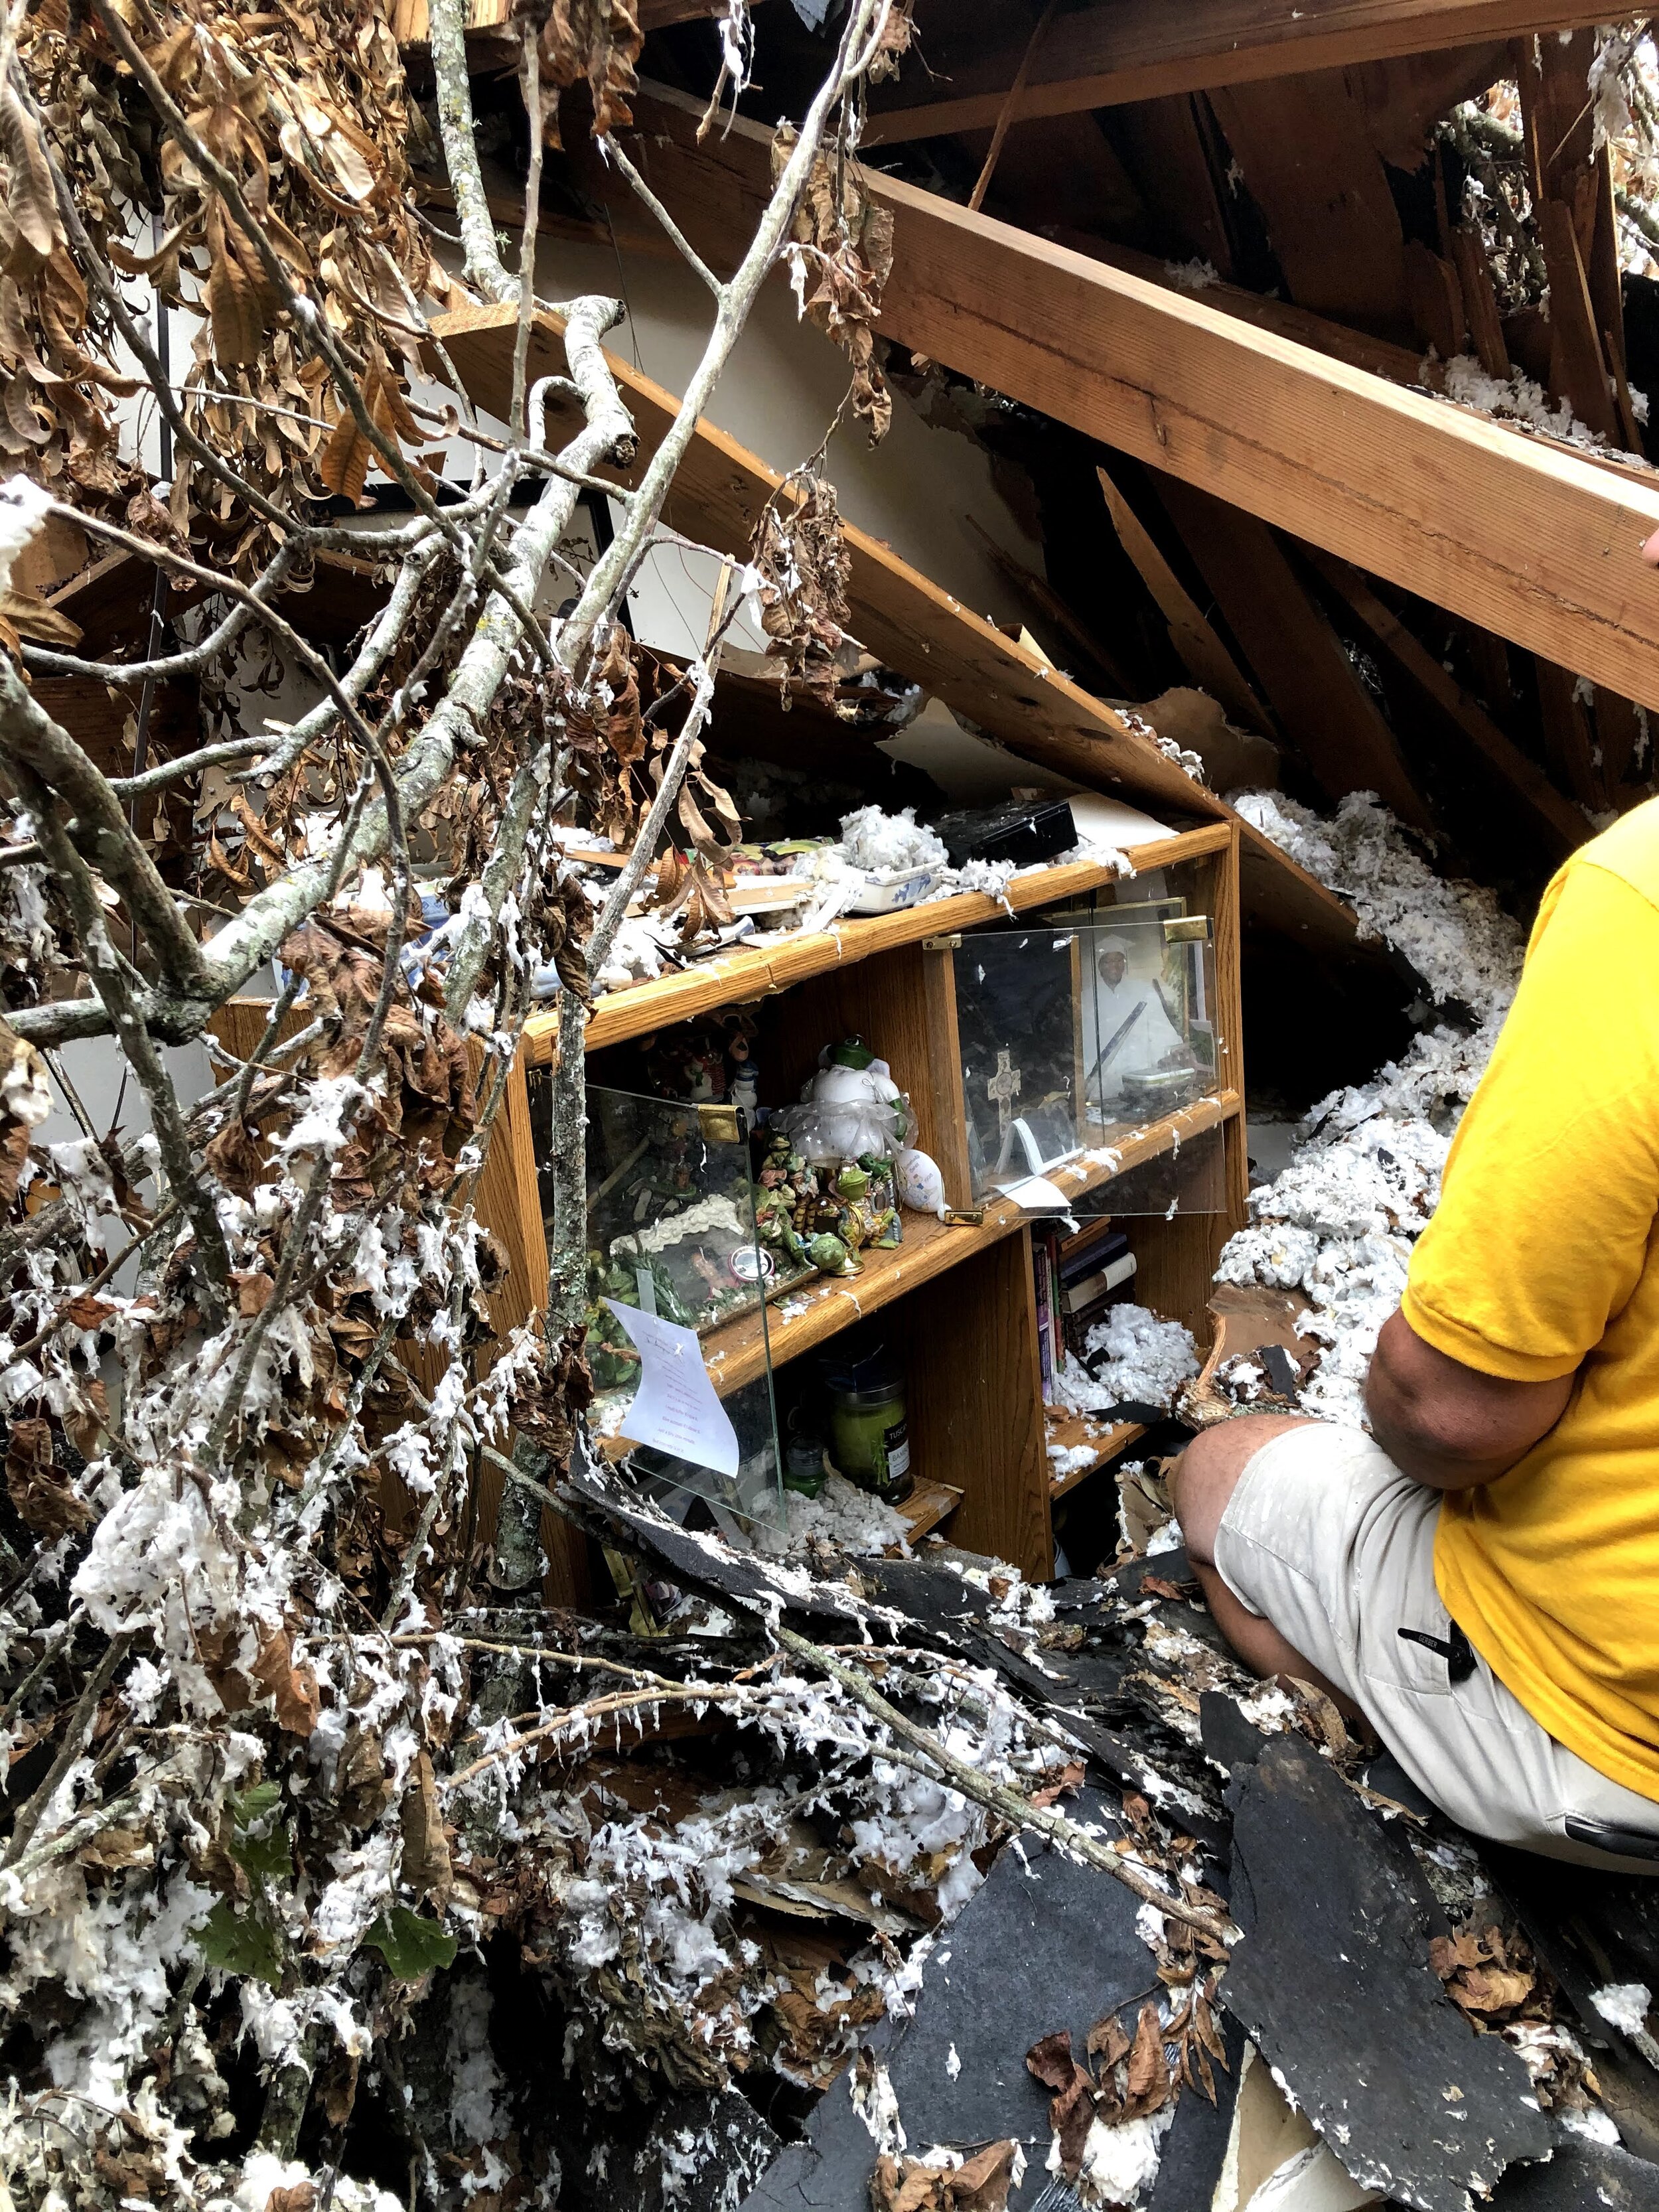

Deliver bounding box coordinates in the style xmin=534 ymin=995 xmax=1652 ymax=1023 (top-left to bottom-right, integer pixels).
xmin=583 ymin=1253 xmax=643 ymax=1392
xmin=808 ymin=1230 xmax=855 ymax=1276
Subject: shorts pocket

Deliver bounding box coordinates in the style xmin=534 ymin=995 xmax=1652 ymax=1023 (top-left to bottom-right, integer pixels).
xmin=1374 ymin=1605 xmax=1471 ymax=1700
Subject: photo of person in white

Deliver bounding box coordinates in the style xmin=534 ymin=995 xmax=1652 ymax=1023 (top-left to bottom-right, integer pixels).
xmin=1082 ymin=932 xmax=1192 ymax=1110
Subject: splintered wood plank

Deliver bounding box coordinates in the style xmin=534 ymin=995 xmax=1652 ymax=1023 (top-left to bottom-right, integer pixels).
xmin=1522 ymin=30 xmax=1628 ymax=446
xmin=1096 ymin=463 xmax=1272 ymax=736
xmin=1449 ymin=226 xmax=1511 ymax=378
xmin=862 ymin=0 xmax=1611 ymax=144
xmin=1534 ymin=657 xmax=1607 ymax=812
xmin=1404 ymin=241 xmax=1466 ymax=360
xmin=427 ymin=305 xmax=1223 ymax=824
xmin=627 ymin=83 xmax=1659 ymax=715
xmin=1100 ymin=95 xmax=1236 ymax=279
xmin=1593 ymin=689 xmax=1645 ymax=788
xmin=1536 ymin=199 xmax=1620 ymax=443
xmin=1308 ymin=552 xmax=1588 ymax=857
xmin=892 ymin=1477 xmax=963 ymax=1546
xmin=1207 ymin=72 xmax=1409 ymax=336
xmin=1152 ymin=478 xmax=1433 ymax=828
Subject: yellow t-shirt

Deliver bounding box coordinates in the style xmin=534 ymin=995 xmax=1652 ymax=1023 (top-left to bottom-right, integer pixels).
xmin=1406 ymin=798 xmax=1659 ymax=1799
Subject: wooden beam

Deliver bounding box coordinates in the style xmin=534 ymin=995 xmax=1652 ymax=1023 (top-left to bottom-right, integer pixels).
xmin=427 ymin=302 xmax=1223 ymax=820
xmin=1153 ymin=477 xmax=1433 ymax=829
xmin=1534 ymin=656 xmax=1607 ymax=811
xmin=864 ymin=0 xmax=1611 ymax=144
xmin=1095 ymin=463 xmax=1273 ymax=737
xmin=626 ymin=82 xmax=1659 ymax=713
xmin=1207 ymin=71 xmax=1409 ymax=336
xmin=1307 ymin=551 xmax=1589 ymax=857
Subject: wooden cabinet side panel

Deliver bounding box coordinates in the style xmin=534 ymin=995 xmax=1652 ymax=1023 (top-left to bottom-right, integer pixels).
xmin=894 ymin=1230 xmax=1051 ymax=1582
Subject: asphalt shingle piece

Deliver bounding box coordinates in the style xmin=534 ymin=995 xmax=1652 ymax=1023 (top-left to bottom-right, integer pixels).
xmin=1223 ymin=1734 xmax=1549 ymax=2212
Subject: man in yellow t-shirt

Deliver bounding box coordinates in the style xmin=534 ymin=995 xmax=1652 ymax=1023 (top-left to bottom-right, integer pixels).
xmin=1172 ymin=800 xmax=1659 ymax=1868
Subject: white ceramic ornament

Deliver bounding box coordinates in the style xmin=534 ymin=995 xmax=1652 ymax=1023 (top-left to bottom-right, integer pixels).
xmin=895 ymin=1147 xmax=947 ymax=1217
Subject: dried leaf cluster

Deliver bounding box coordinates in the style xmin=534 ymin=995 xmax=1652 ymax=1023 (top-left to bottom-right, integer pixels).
xmin=514 ymin=0 xmax=644 ymax=151
xmin=749 ymin=466 xmax=852 ymax=706
xmin=772 ymin=119 xmax=896 ymax=442
xmin=16 ymin=0 xmax=439 ymax=575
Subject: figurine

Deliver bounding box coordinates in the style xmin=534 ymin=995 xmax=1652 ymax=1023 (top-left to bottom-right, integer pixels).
xmin=727 ymin=1029 xmax=760 ymax=1114
xmin=641 ymin=1011 xmax=762 ymax=1112
xmin=833 ymin=1162 xmax=899 ymax=1257
xmin=808 ymin=1230 xmax=854 ymax=1276
xmin=754 ymin=1133 xmax=814 ymax=1276
xmin=895 ymin=1146 xmax=947 ymax=1217
xmin=857 ymin=1152 xmax=902 ymax=1243
xmin=775 ymin=1036 xmax=914 ymax=1164
xmin=583 ymin=1252 xmax=643 ymax=1392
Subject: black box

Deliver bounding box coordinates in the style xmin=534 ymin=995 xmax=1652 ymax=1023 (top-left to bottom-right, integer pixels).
xmin=934 ymin=798 xmax=1077 ymax=869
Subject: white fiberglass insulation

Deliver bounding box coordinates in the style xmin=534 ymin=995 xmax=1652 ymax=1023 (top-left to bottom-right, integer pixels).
xmin=753 ymin=1470 xmax=910 ymax=1558
xmin=1221 ymin=792 xmax=1527 ymax=1424
xmin=1052 ymin=1305 xmax=1200 ymax=1417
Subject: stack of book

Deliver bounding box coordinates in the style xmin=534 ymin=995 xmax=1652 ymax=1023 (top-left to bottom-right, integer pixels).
xmin=1033 ymin=1217 xmax=1137 ymax=1396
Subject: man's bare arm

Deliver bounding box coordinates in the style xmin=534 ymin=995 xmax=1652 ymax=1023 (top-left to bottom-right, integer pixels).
xmin=1365 ymin=1307 xmax=1575 ymax=1491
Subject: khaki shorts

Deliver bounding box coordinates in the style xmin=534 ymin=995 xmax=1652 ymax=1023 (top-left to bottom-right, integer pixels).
xmin=1214 ymin=1422 xmax=1659 ymax=1872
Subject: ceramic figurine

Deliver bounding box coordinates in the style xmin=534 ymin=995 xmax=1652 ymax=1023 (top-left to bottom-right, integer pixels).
xmin=583 ymin=1253 xmax=644 ymax=1392
xmin=895 ymin=1145 xmax=948 ymax=1216
xmin=833 ymin=1162 xmax=899 ymax=1258
xmin=727 ymin=1031 xmax=760 ymax=1113
xmin=808 ymin=1230 xmax=854 ymax=1276
xmin=776 ymin=1036 xmax=914 ymax=1163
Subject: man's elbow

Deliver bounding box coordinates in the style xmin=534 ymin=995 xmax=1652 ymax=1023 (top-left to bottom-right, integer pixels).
xmin=1365 ymin=1308 xmax=1573 ymax=1489
xmin=1368 ymin=1394 xmax=1504 ymax=1489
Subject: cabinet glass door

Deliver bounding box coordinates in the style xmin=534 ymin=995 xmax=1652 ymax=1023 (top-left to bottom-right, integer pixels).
xmin=952 ymin=906 xmax=1220 ymax=1202
xmin=527 ymin=1076 xmax=786 ymax=1530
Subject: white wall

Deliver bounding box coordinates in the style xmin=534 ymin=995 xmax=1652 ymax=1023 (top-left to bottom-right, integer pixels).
xmin=425 ymin=232 xmax=1048 ymax=660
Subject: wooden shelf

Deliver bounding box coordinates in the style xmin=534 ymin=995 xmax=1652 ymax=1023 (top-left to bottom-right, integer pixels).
xmin=1045 ymin=1406 xmax=1147 ymax=1499
xmin=701 ymin=1089 xmax=1242 ymax=1398
xmin=527 ymin=826 xmax=1229 ymax=1063
xmin=893 ymin=1477 xmax=963 ymax=1548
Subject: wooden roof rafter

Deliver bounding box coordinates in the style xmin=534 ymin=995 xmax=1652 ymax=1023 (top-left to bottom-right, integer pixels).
xmin=863 ymin=0 xmax=1613 ymax=145
xmin=624 ymin=80 xmax=1659 ymax=717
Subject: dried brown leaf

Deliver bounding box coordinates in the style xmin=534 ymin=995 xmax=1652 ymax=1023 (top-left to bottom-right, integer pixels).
xmin=0 ymin=82 xmax=60 ymax=271
xmin=265 ymin=2187 xmax=317 ymax=2212
xmin=1121 ymin=2002 xmax=1172 ymax=2120
xmin=5 ymin=1415 xmax=91 ymax=1536
xmin=399 ymin=1749 xmax=453 ymax=1905
xmin=1026 ymin=2030 xmax=1096 ymax=2178
xmin=250 ymin=1625 xmax=321 ymax=1737
xmin=204 ymin=1116 xmax=266 ymax=1199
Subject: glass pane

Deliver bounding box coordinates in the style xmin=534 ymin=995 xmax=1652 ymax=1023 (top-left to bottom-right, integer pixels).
xmin=621 ymin=1372 xmax=787 ymax=1535
xmin=952 ymin=911 xmax=1220 ymax=1201
xmin=538 ymin=1080 xmax=786 ymax=1528
xmin=1063 ymin=1118 xmax=1228 ymax=1217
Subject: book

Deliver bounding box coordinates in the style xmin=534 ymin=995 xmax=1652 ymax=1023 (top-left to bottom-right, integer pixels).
xmin=1060 ymin=1250 xmax=1138 ymax=1315
xmin=1033 ymin=1237 xmax=1055 ymax=1398
xmin=1056 ymin=1217 xmax=1124 ymax=1283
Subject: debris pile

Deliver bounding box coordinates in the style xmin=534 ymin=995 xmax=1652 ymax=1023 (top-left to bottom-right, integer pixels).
xmin=575 ymin=800 xmax=1137 ymax=999
xmin=1218 ymin=792 xmax=1526 ymax=1422
xmin=480 ymin=1457 xmax=1659 ymax=2212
